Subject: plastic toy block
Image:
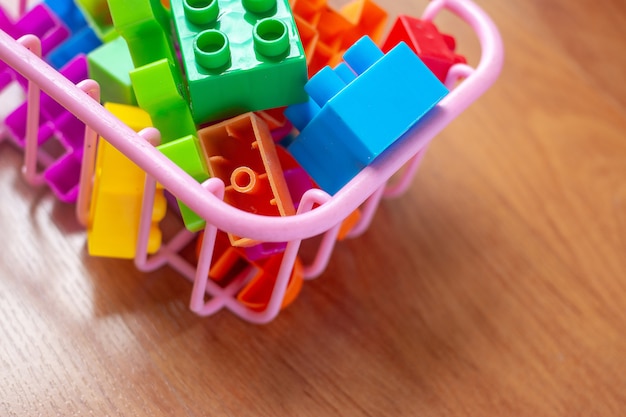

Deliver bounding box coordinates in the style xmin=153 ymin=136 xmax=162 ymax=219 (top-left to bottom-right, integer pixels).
xmin=87 ymin=36 xmax=136 ymax=105
xmin=157 ymin=135 xmax=210 ymax=232
xmin=315 ymin=6 xmax=353 ymax=46
xmin=196 ymin=231 xmax=302 ymax=310
xmin=88 ymin=103 xmax=166 ymax=258
xmin=292 ymin=15 xmax=318 ymax=63
xmin=289 ymin=0 xmax=325 ymax=24
xmin=196 ymin=230 xmax=257 ymax=284
xmin=44 ymin=150 xmax=83 ymax=201
xmin=236 ymin=254 xmax=303 ymax=311
xmin=75 ymin=0 xmax=117 ymax=41
xmin=6 ymin=55 xmax=87 ymax=149
xmin=5 ymin=55 xmax=94 ymax=202
xmin=44 ymin=0 xmax=88 ymax=33
xmin=255 ymin=106 xmax=293 ymax=142
xmin=10 ymin=4 xmax=70 ymax=57
xmin=277 ymin=143 xmax=361 ymax=239
xmin=289 ymin=0 xmax=387 ymax=75
xmin=243 ymin=241 xmax=287 ymax=261
xmin=130 ymin=58 xmax=196 ymax=143
xmin=338 ymin=0 xmax=387 ymax=49
xmin=108 ymin=0 xmax=176 ymax=68
xmin=48 ymin=26 xmax=102 ymax=69
xmin=170 ymin=0 xmax=308 ymax=124
xmin=197 ymin=112 xmax=295 ymax=247
xmin=285 ymin=36 xmax=449 ymax=195
xmin=382 ymin=15 xmax=467 ymax=83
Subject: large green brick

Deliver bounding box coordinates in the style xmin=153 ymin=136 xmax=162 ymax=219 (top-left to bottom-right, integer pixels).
xmin=130 ymin=59 xmax=197 ymax=143
xmin=171 ymin=0 xmax=308 ymax=124
xmin=108 ymin=0 xmax=177 ymax=67
xmin=75 ymin=0 xmax=118 ymax=41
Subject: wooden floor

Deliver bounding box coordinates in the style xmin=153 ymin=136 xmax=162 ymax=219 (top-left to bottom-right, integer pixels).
xmin=1 ymin=0 xmax=625 ymax=415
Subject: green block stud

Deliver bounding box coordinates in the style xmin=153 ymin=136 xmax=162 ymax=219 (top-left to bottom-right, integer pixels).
xmin=130 ymin=58 xmax=197 ymax=143
xmin=157 ymin=135 xmax=210 ymax=232
xmin=87 ymin=37 xmax=136 ymax=105
xmin=170 ymin=0 xmax=309 ymax=124
xmin=75 ymin=0 xmax=118 ymax=41
xmin=108 ymin=0 xmax=177 ymax=68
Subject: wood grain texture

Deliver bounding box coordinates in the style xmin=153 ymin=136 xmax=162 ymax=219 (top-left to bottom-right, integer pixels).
xmin=1 ymin=0 xmax=625 ymax=415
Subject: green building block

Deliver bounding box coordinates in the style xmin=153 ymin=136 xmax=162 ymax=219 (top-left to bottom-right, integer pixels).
xmin=130 ymin=59 xmax=197 ymax=144
xmin=170 ymin=0 xmax=308 ymax=124
xmin=87 ymin=37 xmax=136 ymax=105
xmin=157 ymin=135 xmax=210 ymax=232
xmin=108 ymin=0 xmax=177 ymax=68
xmin=75 ymin=0 xmax=118 ymax=41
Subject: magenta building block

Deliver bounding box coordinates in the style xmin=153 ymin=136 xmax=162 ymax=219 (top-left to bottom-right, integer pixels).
xmin=243 ymin=242 xmax=288 ymax=262
xmin=43 ymin=151 xmax=83 ymax=202
xmin=4 ymin=55 xmax=88 ymax=203
xmin=6 ymin=55 xmax=87 ymax=147
xmin=14 ymin=4 xmax=71 ymax=56
xmin=0 ymin=4 xmax=70 ymax=92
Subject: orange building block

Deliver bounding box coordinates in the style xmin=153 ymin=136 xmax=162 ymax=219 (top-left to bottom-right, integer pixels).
xmin=290 ymin=0 xmax=388 ymax=75
xmin=339 ymin=0 xmax=388 ymax=49
xmin=197 ymin=113 xmax=295 ymax=247
xmin=196 ymin=231 xmax=304 ymax=311
xmin=237 ymin=255 xmax=304 ymax=312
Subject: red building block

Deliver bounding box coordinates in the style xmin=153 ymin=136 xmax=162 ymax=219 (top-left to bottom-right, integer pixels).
xmin=382 ymin=15 xmax=467 ymax=82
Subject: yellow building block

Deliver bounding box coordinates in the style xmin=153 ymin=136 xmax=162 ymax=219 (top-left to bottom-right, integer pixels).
xmin=87 ymin=103 xmax=166 ymax=258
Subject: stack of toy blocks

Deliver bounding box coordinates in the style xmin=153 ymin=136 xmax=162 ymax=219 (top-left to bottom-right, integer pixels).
xmin=1 ymin=0 xmax=465 ymax=314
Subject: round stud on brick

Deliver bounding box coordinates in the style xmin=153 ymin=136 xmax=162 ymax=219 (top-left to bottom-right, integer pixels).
xmin=242 ymin=0 xmax=276 ymax=14
xmin=194 ymin=30 xmax=231 ymax=70
xmin=184 ymin=0 xmax=219 ymax=26
xmin=231 ymin=167 xmax=261 ymax=194
xmin=253 ymin=18 xmax=289 ymax=58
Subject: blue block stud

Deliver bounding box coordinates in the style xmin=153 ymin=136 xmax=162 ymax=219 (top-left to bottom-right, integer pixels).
xmin=285 ymin=36 xmax=449 ymax=195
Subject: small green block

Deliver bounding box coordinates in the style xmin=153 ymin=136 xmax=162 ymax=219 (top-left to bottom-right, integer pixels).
xmin=108 ymin=0 xmax=177 ymax=68
xmin=87 ymin=37 xmax=136 ymax=105
xmin=130 ymin=59 xmax=197 ymax=144
xmin=170 ymin=0 xmax=308 ymax=125
xmin=75 ymin=0 xmax=118 ymax=41
xmin=158 ymin=135 xmax=210 ymax=232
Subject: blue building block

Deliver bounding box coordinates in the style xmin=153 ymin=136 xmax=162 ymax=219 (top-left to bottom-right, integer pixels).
xmin=48 ymin=25 xmax=102 ymax=69
xmin=44 ymin=0 xmax=88 ymax=34
xmin=285 ymin=36 xmax=449 ymax=195
xmin=170 ymin=0 xmax=308 ymax=125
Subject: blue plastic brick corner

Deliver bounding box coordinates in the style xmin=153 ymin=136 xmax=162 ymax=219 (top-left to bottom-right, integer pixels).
xmin=48 ymin=25 xmax=101 ymax=69
xmin=44 ymin=0 xmax=88 ymax=34
xmin=285 ymin=36 xmax=449 ymax=195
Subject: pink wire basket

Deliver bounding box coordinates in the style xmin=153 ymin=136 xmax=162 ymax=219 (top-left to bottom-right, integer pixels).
xmin=0 ymin=0 xmax=503 ymax=323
